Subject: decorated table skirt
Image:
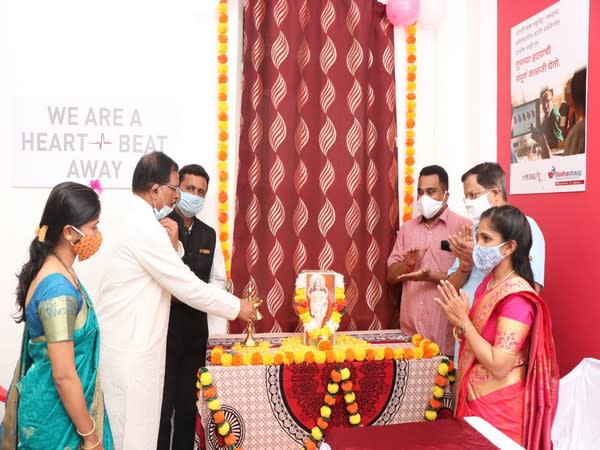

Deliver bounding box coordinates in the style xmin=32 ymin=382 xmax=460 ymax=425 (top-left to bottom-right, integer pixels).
xmin=195 ymin=357 xmax=445 ymax=450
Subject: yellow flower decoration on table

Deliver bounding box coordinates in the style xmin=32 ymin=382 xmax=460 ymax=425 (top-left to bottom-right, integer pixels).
xmin=196 ymin=367 xmax=241 ymax=449
xmin=424 ymin=357 xmax=456 ymax=421
xmin=216 ymin=0 xmax=231 ymax=278
xmin=294 ymin=271 xmax=345 ymax=344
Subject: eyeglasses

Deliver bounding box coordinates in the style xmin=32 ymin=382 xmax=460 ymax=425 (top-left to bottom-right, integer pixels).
xmin=163 ymin=184 xmax=180 ymax=195
xmin=464 ymin=189 xmax=490 ymax=201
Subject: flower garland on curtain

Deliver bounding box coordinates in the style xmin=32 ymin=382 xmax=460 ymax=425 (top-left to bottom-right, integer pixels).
xmin=403 ymin=24 xmax=417 ymax=223
xmin=197 ymin=367 xmax=242 ymax=449
xmin=424 ymin=357 xmax=456 ymax=421
xmin=216 ymin=0 xmax=231 ymax=278
xmin=302 ymin=367 xmax=362 ymax=450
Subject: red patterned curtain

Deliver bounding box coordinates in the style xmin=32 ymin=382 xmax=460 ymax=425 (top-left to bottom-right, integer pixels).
xmin=231 ymin=0 xmax=399 ymax=333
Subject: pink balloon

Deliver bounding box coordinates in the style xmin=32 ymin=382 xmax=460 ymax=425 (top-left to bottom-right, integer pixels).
xmin=386 ymin=0 xmax=421 ymax=27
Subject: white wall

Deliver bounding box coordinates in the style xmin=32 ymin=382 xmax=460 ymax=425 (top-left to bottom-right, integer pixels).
xmin=0 ymin=0 xmax=496 ymax=412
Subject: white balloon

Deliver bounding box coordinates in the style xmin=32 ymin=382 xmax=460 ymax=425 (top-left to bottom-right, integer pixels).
xmin=418 ymin=0 xmax=447 ymax=30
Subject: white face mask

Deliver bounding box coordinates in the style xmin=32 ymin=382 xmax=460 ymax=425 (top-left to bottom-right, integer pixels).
xmin=153 ymin=190 xmax=174 ymax=220
xmin=417 ymin=192 xmax=447 ymax=219
xmin=464 ymin=190 xmax=491 ymax=223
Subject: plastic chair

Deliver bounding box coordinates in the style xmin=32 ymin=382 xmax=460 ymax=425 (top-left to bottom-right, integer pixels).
xmin=551 ymin=358 xmax=600 ymax=450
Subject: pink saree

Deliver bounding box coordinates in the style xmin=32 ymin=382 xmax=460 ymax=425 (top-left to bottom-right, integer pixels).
xmin=455 ymin=276 xmax=559 ymax=449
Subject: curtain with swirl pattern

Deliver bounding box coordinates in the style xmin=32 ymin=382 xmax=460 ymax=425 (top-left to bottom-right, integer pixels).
xmin=231 ymin=0 xmax=399 ymax=333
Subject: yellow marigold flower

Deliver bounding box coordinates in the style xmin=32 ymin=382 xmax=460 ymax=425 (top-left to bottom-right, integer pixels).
xmin=207 ymin=399 xmax=221 ymax=411
xmin=349 ymin=413 xmax=361 ymax=425
xmin=438 ymin=362 xmax=449 ymax=376
xmin=311 ymin=426 xmax=323 ymax=441
xmin=296 ymin=288 xmax=306 ymax=297
xmin=220 ymin=354 xmax=232 ymax=367
xmin=300 ymin=312 xmax=312 ymax=323
xmin=344 ymin=392 xmax=356 ymax=404
xmin=218 ymin=101 xmax=228 ymax=113
xmin=315 ymin=350 xmax=327 ymax=365
xmin=393 ymin=347 xmax=405 ymax=360
xmin=309 ymin=329 xmax=321 ymax=339
xmin=424 ymin=410 xmax=437 ymax=421
xmin=320 ymin=405 xmax=332 ymax=419
xmin=413 ymin=347 xmax=424 ymax=359
xmin=294 ymin=351 xmax=305 ymax=364
xmin=374 ymin=348 xmax=385 ymax=361
xmin=218 ymin=23 xmax=228 ymax=34
xmin=199 ymin=372 xmax=213 ymax=386
xmin=335 ymin=287 xmax=344 ymax=296
xmin=327 ymin=382 xmax=339 ymax=395
xmin=428 ymin=343 xmax=440 ymax=356
xmin=218 ymin=422 xmax=230 ymax=436
xmin=354 ymin=348 xmax=366 ymax=362
xmin=340 ymin=367 xmax=351 ymax=380
xmin=412 ymin=334 xmax=423 ymax=346
xmin=262 ymin=353 xmax=274 ymax=365
xmin=331 ymin=311 xmax=341 ymax=323
xmin=448 ymin=374 xmax=456 ymax=383
xmin=242 ymin=353 xmax=252 ymax=365
xmin=334 ymin=350 xmax=345 ymax=363
xmin=433 ymin=386 xmax=444 ymax=399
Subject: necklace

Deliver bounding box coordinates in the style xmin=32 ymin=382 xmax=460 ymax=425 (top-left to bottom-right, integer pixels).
xmin=487 ymin=269 xmax=515 ymax=290
xmin=50 ymin=250 xmax=80 ymax=291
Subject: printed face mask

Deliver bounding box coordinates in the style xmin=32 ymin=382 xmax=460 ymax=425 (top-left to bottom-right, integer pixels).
xmin=464 ymin=191 xmax=491 ymax=223
xmin=417 ymin=192 xmax=447 ymax=219
xmin=472 ymin=241 xmax=507 ymax=274
xmin=177 ymin=191 xmax=206 ymax=218
xmin=71 ymin=226 xmax=102 ymax=261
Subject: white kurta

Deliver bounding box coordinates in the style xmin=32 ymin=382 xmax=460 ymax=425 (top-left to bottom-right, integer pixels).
xmin=95 ymin=195 xmax=240 ymax=450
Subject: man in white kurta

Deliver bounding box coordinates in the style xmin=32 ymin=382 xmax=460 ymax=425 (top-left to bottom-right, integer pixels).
xmin=95 ymin=154 xmax=252 ymax=450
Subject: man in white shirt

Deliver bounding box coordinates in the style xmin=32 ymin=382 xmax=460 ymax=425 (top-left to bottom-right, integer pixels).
xmin=96 ymin=152 xmax=255 ymax=450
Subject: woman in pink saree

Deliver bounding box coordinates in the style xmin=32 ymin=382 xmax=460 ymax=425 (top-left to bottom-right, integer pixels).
xmin=435 ymin=205 xmax=558 ymax=449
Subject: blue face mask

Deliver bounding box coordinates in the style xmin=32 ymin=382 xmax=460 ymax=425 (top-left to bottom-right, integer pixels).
xmin=177 ymin=191 xmax=206 ymax=218
xmin=472 ymin=242 xmax=507 ymax=274
xmin=153 ymin=190 xmax=174 ymax=220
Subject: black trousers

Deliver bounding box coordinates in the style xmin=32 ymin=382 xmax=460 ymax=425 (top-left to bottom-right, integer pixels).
xmin=157 ymin=303 xmax=208 ymax=450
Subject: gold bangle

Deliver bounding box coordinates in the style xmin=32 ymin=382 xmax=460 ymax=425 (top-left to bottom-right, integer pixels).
xmin=76 ymin=416 xmax=96 ymax=437
xmin=81 ymin=437 xmax=101 ymax=450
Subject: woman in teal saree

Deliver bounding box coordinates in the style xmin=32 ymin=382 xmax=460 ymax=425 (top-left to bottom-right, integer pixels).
xmin=1 ymin=182 xmax=114 ymax=450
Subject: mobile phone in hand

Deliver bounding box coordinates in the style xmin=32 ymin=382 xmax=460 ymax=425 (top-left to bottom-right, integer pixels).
xmin=440 ymin=240 xmax=451 ymax=252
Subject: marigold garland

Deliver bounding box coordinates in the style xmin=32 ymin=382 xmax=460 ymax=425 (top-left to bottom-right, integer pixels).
xmin=302 ymin=367 xmax=362 ymax=449
xmin=424 ymin=358 xmax=456 ymax=421
xmin=196 ymin=367 xmax=242 ymax=449
xmin=216 ymin=0 xmax=231 ymax=278
xmin=403 ymin=24 xmax=417 ymax=223
xmin=294 ymin=273 xmax=346 ymax=343
xmin=208 ymin=334 xmax=440 ymax=366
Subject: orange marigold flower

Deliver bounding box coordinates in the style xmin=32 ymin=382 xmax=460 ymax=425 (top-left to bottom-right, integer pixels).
xmin=210 ymin=352 xmax=221 ymax=365
xmin=429 ymin=399 xmax=442 ymax=409
xmin=218 ymin=34 xmax=228 ymax=43
xmin=318 ymin=340 xmax=332 ymax=351
xmin=219 ymin=171 xmax=229 ymax=182
xmin=224 ymin=433 xmax=237 ymax=447
xmin=406 ymin=119 xmax=415 ymax=129
xmin=219 ymin=212 xmax=228 ymax=223
xmin=407 ymin=72 xmax=416 ymax=82
xmin=218 ymin=150 xmax=228 ymax=161
xmin=219 ymin=232 xmax=228 ymax=242
xmin=218 ymin=92 xmax=228 ymax=102
xmin=218 ymin=191 xmax=228 ymax=203
xmin=326 ymin=351 xmax=336 ymax=364
xmin=304 ymin=439 xmax=317 ymax=450
xmin=273 ymin=353 xmax=284 ymax=365
xmin=407 ymin=54 xmax=416 ymax=63
xmin=345 ymin=348 xmax=356 ymax=362
xmin=407 ymin=92 xmax=416 ymax=101
xmin=448 ymin=360 xmax=455 ymax=371
xmin=316 ymin=417 xmax=329 ymax=430
xmin=402 ymin=213 xmax=412 ymax=222
xmin=218 ymin=112 xmax=228 ymax=121
xmin=218 ymin=74 xmax=228 ymax=83
xmin=346 ymin=402 xmax=358 ymax=414
xmin=407 ymin=35 xmax=416 ymax=44
xmin=341 ymin=380 xmax=353 ymax=392
xmin=251 ymin=352 xmax=263 ymax=365
xmin=404 ymin=348 xmax=414 ymax=360
xmin=232 ymin=353 xmax=243 ymax=366
xmin=213 ymin=410 xmax=225 ymax=424
xmin=219 ymin=131 xmax=229 ymax=141
xmin=384 ymin=347 xmax=395 ymax=360
xmin=218 ymin=14 xmax=228 ymax=23
xmin=366 ymin=349 xmax=375 ymax=361
xmin=305 ymin=351 xmax=315 ymax=364
xmin=324 ymin=394 xmax=336 ymax=406
xmin=405 ymin=175 xmax=414 ymax=184
xmin=330 ymin=369 xmax=342 ymax=383
xmin=423 ymin=347 xmax=435 ymax=358
xmin=436 ymin=375 xmax=448 ymax=387
xmin=203 ymin=386 xmax=217 ymax=399
xmin=405 ymin=156 xmax=415 ymax=166
xmin=217 ymin=54 xmax=228 ymax=64
xmin=404 ymin=195 xmax=414 ymax=205
xmin=406 ymin=138 xmax=414 ymax=146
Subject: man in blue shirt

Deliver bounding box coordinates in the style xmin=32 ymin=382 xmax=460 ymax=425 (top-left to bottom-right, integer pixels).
xmin=446 ymin=163 xmax=545 ymax=361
